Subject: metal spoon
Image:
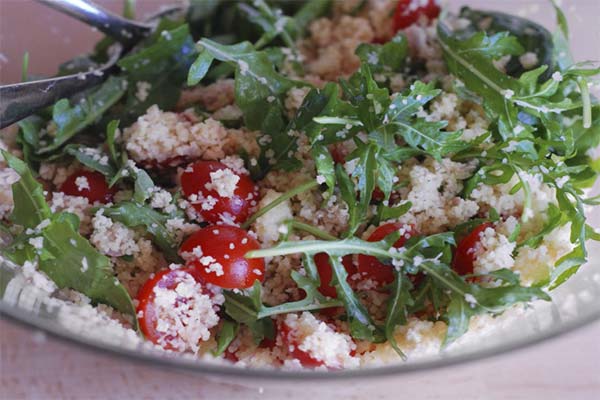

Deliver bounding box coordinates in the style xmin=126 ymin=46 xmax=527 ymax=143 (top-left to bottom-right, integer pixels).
xmin=0 ymin=0 xmax=180 ymax=129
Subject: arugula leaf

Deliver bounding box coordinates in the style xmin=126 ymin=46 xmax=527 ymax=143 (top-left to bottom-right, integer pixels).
xmin=330 ymin=256 xmax=384 ymax=341
xmin=117 ymin=22 xmax=197 ymax=124
xmin=444 ymin=293 xmax=476 ymax=345
xmin=213 ymin=320 xmax=239 ymax=356
xmin=187 ymin=50 xmax=215 ymax=85
xmin=355 ymin=32 xmax=409 ymax=74
xmin=189 ymin=38 xmax=304 ymax=172
xmin=2 ymin=151 xmax=51 ymax=229
xmin=457 ymin=31 xmax=524 ymax=59
xmin=105 ymin=120 xmax=120 ymax=165
xmin=458 ymin=7 xmax=553 ymax=77
xmin=38 ymin=219 xmax=137 ymax=323
xmin=291 ymin=0 xmax=332 ymax=37
xmin=110 ymin=160 xmax=155 ymax=204
xmin=222 ymin=281 xmax=276 ymax=344
xmin=238 ymin=0 xmax=295 ymax=49
xmin=437 ymin=15 xmax=597 ymax=138
xmin=65 ymin=145 xmax=116 ymax=177
xmin=3 ymin=151 xmax=136 ymax=322
xmin=248 ymin=233 xmax=551 ymax=347
xmin=37 ymin=76 xmax=127 ymax=154
xmin=100 ymin=201 xmax=180 ymax=262
xmin=384 ymin=272 xmax=413 ymax=358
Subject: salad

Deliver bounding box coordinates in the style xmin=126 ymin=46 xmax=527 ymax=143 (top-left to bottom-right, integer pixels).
xmin=1 ymin=0 xmax=599 ymax=370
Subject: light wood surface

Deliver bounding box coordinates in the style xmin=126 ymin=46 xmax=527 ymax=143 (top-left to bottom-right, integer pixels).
xmin=1 ymin=318 xmax=599 ymax=399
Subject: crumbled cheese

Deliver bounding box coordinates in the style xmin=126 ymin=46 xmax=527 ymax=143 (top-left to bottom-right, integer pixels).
xmin=135 ymin=81 xmax=152 ymax=102
xmin=552 ymin=71 xmax=563 ymax=82
xmin=519 ymin=52 xmax=539 ymax=69
xmin=204 ymin=168 xmax=240 ymax=198
xmin=284 ymin=312 xmax=358 ymax=369
xmin=90 ymin=210 xmax=139 ymax=257
xmin=253 ymin=189 xmax=293 ymax=246
xmin=124 ymin=105 xmax=230 ymax=164
xmin=28 ymin=237 xmax=44 ymax=249
xmin=151 ymin=269 xmax=222 ymax=353
xmin=472 ymin=227 xmax=516 ymax=274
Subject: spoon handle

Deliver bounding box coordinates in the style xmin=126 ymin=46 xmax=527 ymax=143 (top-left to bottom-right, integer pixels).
xmin=36 ymin=0 xmax=152 ymax=45
xmin=0 ymin=45 xmax=121 ymax=129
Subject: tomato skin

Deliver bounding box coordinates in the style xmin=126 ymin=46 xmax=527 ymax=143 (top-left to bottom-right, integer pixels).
xmin=59 ymin=170 xmax=116 ymax=204
xmin=180 ymin=161 xmax=258 ymax=224
xmin=136 ymin=267 xmax=203 ymax=350
xmin=358 ymin=223 xmax=414 ymax=286
xmin=280 ymin=322 xmax=324 ymax=368
xmin=314 ymin=253 xmax=356 ymax=298
xmin=393 ymin=0 xmax=441 ymax=32
xmin=452 ymin=222 xmax=493 ymax=276
xmin=371 ymin=187 xmax=385 ymax=202
xmin=180 ymin=225 xmax=264 ymax=289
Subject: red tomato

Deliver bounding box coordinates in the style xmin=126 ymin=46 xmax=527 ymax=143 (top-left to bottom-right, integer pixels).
xmin=452 ymin=222 xmax=493 ymax=275
xmin=180 ymin=161 xmax=258 ymax=224
xmin=314 ymin=253 xmax=355 ymax=298
xmin=371 ymin=187 xmax=385 ymax=202
xmin=136 ymin=267 xmax=204 ymax=350
xmin=358 ymin=223 xmax=414 ymax=286
xmin=330 ymin=145 xmax=347 ymax=165
xmin=280 ymin=322 xmax=324 ymax=368
xmin=59 ymin=169 xmax=116 ymax=204
xmin=393 ymin=0 xmax=441 ymax=32
xmin=180 ymin=225 xmax=264 ymax=289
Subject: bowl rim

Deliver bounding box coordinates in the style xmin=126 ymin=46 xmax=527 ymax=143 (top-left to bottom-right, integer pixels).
xmin=2 ymin=298 xmax=599 ymax=380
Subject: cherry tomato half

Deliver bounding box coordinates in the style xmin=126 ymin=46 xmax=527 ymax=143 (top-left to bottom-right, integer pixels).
xmin=314 ymin=253 xmax=355 ymax=298
xmin=180 ymin=161 xmax=258 ymax=224
xmin=59 ymin=169 xmax=116 ymax=204
xmin=180 ymin=225 xmax=264 ymax=289
xmin=452 ymin=222 xmax=493 ymax=275
xmin=393 ymin=0 xmax=441 ymax=32
xmin=280 ymin=322 xmax=324 ymax=368
xmin=358 ymin=223 xmax=415 ymax=286
xmin=136 ymin=267 xmax=205 ymax=351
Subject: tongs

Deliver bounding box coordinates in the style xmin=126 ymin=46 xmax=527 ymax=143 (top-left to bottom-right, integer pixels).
xmin=0 ymin=0 xmax=182 ymax=129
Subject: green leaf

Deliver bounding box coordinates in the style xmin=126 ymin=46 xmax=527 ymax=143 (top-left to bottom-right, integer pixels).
xmin=105 ymin=120 xmax=120 ymax=165
xmin=2 ymin=150 xmax=51 ymax=229
xmin=238 ymin=0 xmax=295 ymax=49
xmin=355 ymin=32 xmax=409 ymax=73
xmin=548 ymin=247 xmax=586 ymax=290
xmin=39 ymin=219 xmax=137 ymax=323
xmin=443 ymin=293 xmax=476 ymax=346
xmin=101 ymin=202 xmax=180 ymax=262
xmin=213 ymin=320 xmax=239 ymax=356
xmin=392 ymin=119 xmax=466 ymax=159
xmin=37 ymin=76 xmax=127 ymax=154
xmin=3 ymin=153 xmax=136 ymax=323
xmin=458 ymin=31 xmax=524 ymax=58
xmin=384 ymin=272 xmax=412 ymax=358
xmin=379 ymin=201 xmax=412 ymax=221
xmin=65 ymin=145 xmax=116 ymax=177
xmin=330 ymin=256 xmax=384 ymax=341
xmin=187 ymin=50 xmax=215 ymax=85
xmin=110 ymin=161 xmax=155 ymax=204
xmin=195 ymin=38 xmax=302 ymax=172
xmin=117 ymin=22 xmax=197 ymax=124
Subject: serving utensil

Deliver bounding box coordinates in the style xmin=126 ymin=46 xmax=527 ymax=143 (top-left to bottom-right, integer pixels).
xmin=0 ymin=0 xmax=181 ymax=129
